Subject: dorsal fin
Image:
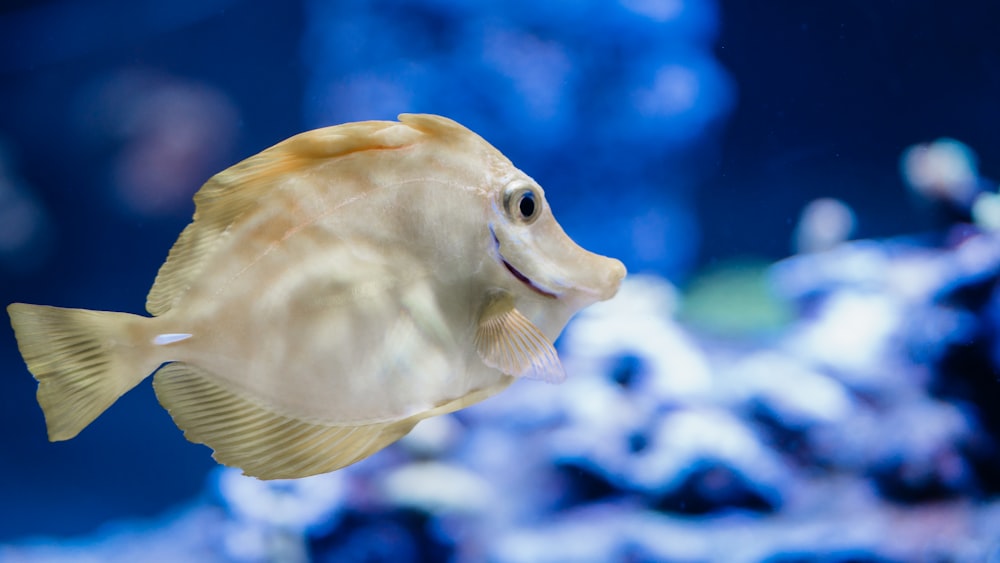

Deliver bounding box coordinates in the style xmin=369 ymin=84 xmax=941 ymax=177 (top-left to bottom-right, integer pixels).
xmin=145 ymin=118 xmax=424 ymax=316
xmin=398 ymin=113 xmax=471 ymax=137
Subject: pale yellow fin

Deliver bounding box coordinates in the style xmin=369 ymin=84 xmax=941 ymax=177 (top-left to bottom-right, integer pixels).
xmin=145 ymin=119 xmax=423 ymax=316
xmin=7 ymin=303 xmax=154 ymax=441
xmin=474 ymin=295 xmax=566 ymax=383
xmin=398 ymin=113 xmax=470 ymax=138
xmin=152 ymin=362 xmax=417 ymax=479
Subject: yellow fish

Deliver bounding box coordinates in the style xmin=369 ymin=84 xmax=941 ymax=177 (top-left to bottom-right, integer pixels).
xmin=7 ymin=114 xmax=625 ymax=479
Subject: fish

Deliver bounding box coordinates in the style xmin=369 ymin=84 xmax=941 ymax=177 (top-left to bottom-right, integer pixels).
xmin=6 ymin=114 xmax=625 ymax=479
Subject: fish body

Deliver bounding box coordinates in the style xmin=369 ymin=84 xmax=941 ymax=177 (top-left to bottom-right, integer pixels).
xmin=7 ymin=114 xmax=625 ymax=479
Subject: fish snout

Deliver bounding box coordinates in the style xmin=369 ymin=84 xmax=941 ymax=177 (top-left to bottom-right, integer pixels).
xmin=596 ymin=257 xmax=627 ymax=301
xmin=566 ymin=252 xmax=626 ymax=303
xmin=495 ymin=218 xmax=626 ymax=304
xmin=539 ymin=236 xmax=626 ymax=303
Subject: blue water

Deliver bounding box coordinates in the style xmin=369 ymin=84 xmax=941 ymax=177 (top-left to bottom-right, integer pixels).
xmin=1 ymin=0 xmax=999 ymax=560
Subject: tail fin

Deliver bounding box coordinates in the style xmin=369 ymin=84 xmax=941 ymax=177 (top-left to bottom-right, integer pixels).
xmin=7 ymin=303 xmax=153 ymax=441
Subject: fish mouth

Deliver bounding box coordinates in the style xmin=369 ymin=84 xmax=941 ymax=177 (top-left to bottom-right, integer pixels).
xmin=490 ymin=226 xmax=558 ymax=299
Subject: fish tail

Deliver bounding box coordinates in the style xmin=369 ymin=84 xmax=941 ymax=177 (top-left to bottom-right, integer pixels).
xmin=7 ymin=303 xmax=155 ymax=441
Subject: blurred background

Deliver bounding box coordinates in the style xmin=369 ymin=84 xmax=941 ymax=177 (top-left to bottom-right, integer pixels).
xmin=2 ymin=0 xmax=1000 ymax=561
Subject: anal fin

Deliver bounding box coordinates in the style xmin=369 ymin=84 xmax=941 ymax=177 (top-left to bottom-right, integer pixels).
xmin=152 ymin=363 xmax=416 ymax=479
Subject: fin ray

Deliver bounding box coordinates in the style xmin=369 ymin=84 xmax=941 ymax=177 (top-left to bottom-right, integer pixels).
xmin=474 ymin=296 xmax=566 ymax=383
xmin=152 ymin=362 xmax=417 ymax=479
xmin=7 ymin=303 xmax=154 ymax=441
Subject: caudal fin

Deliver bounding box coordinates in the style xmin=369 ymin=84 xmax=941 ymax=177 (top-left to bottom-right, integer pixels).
xmin=7 ymin=303 xmax=153 ymax=441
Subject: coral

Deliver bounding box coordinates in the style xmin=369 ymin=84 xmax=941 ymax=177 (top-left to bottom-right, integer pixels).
xmin=5 ymin=231 xmax=1000 ymax=561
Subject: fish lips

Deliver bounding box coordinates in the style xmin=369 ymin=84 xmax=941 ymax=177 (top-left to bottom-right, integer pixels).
xmin=488 ymin=223 xmax=625 ymax=303
xmin=490 ymin=226 xmax=559 ymax=299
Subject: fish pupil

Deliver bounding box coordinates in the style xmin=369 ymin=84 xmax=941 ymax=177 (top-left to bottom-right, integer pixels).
xmin=519 ymin=192 xmax=536 ymax=218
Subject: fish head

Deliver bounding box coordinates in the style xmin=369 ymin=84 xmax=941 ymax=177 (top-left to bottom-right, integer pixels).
xmin=396 ymin=113 xmax=625 ymax=314
xmin=486 ymin=174 xmax=626 ymax=310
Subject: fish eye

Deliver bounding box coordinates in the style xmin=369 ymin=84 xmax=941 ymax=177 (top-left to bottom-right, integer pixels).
xmin=503 ymin=183 xmax=541 ymax=224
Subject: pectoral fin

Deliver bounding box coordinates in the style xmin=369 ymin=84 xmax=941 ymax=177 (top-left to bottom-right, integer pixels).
xmin=474 ymin=294 xmax=566 ymax=383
